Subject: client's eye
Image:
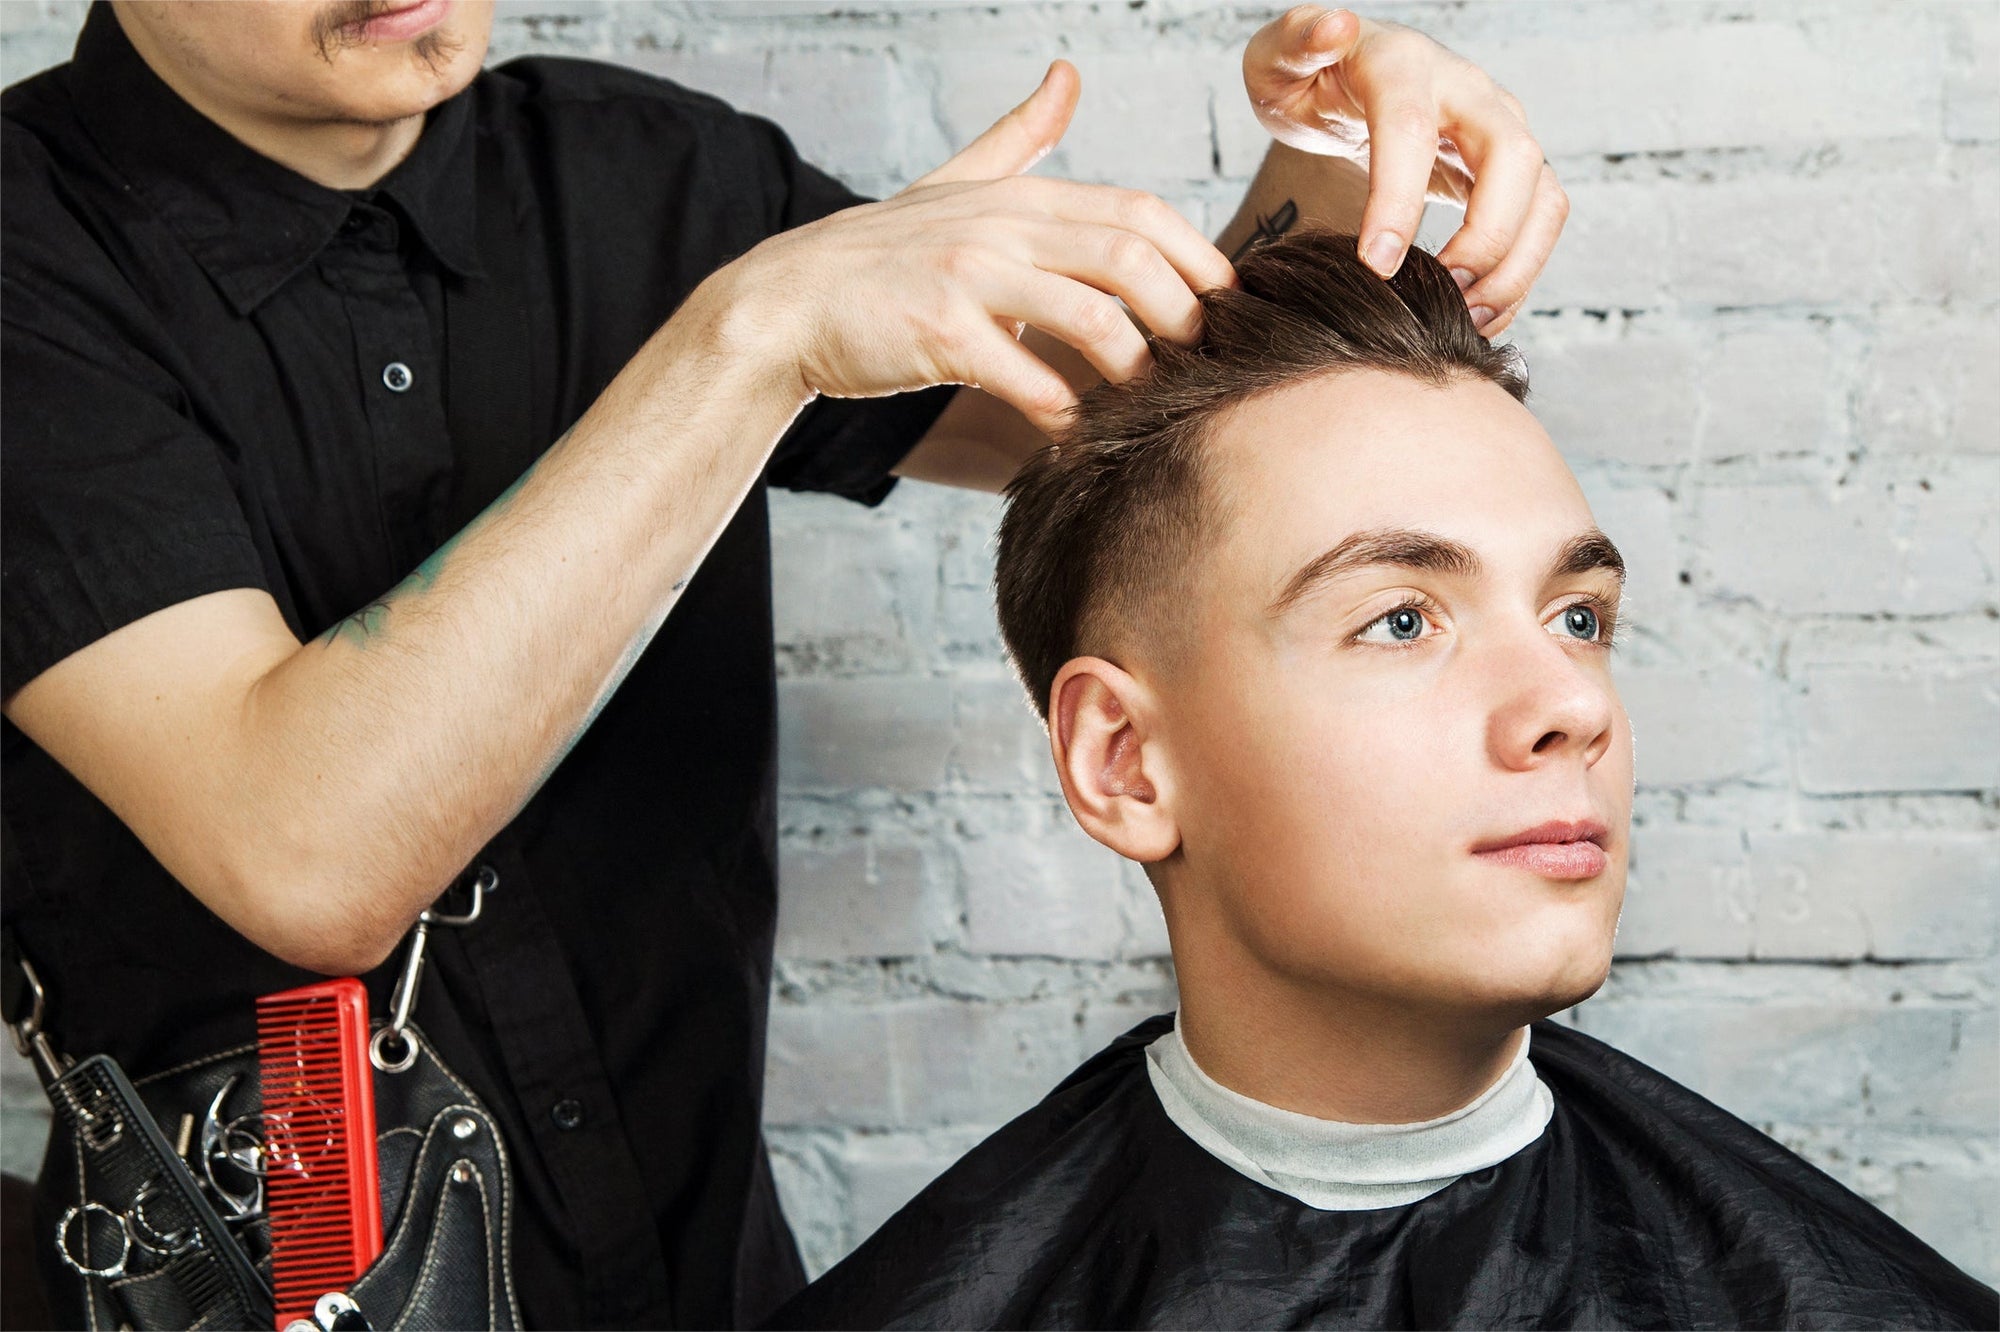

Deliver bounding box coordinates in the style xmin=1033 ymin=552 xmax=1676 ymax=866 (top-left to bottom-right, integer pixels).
xmin=1354 ymin=599 xmax=1438 ymax=645
xmin=1547 ymin=596 xmax=1618 ymax=646
xmin=1556 ymin=605 xmax=1599 ymax=640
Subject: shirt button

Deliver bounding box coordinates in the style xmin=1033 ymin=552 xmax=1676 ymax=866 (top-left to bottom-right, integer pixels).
xmin=550 ymin=1098 xmax=585 ymax=1131
xmin=381 ymin=361 xmax=413 ymax=393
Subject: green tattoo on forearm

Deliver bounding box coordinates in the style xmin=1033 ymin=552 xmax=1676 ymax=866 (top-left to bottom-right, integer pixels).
xmin=317 ymin=445 xmax=556 ymax=650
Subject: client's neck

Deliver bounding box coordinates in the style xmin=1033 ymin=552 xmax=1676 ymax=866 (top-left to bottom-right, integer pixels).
xmin=1172 ymin=943 xmax=1529 ymax=1125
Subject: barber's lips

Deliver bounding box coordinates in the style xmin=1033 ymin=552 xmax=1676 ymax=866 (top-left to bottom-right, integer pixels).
xmin=348 ymin=0 xmax=450 ymax=43
xmin=1471 ymin=819 xmax=1610 ymax=881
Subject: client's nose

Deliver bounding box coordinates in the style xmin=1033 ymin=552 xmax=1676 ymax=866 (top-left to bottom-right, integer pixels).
xmin=1484 ymin=628 xmax=1618 ymax=773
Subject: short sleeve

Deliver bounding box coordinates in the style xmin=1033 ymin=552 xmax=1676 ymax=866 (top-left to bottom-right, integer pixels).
xmin=736 ymin=112 xmax=960 ymax=505
xmin=2 ymin=320 xmax=269 ymax=697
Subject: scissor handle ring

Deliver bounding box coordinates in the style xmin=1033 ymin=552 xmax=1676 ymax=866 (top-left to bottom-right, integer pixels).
xmin=127 ymin=1184 xmax=197 ymax=1256
xmin=56 ymin=1202 xmax=130 ymax=1279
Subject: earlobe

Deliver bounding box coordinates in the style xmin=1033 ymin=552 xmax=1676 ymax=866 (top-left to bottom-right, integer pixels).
xmin=1048 ymin=658 xmax=1180 ymax=863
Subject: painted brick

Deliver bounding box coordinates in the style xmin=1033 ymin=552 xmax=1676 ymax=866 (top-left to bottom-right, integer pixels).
xmin=1472 ymin=16 xmax=1939 ymax=159
xmin=1516 ymin=320 xmax=1698 ymax=466
xmin=1 ymin=1046 xmax=50 ymax=1179
xmin=932 ymin=45 xmax=1221 ymax=186
xmin=947 ymin=679 xmax=1058 ymax=792
xmin=1690 ymin=482 xmax=1990 ymax=616
xmin=1856 ymin=314 xmax=2000 ymax=456
xmin=1796 ymin=664 xmax=2000 ymax=794
xmin=772 ymin=495 xmax=935 ymax=676
xmin=1571 ymin=480 xmax=1680 ymax=643
xmin=764 ymin=1132 xmax=847 ymax=1279
xmin=1695 ymin=322 xmax=1836 ymax=461
xmin=779 ymin=677 xmax=954 ymax=791
xmin=1663 ymin=160 xmax=1997 ymax=310
xmin=1619 ymin=664 xmax=1778 ymax=788
xmin=777 ymin=839 xmax=941 ymax=959
xmin=1619 ymin=827 xmax=1998 ymax=961
xmin=1895 ymin=1158 xmax=2000 ymax=1288
xmin=1519 ymin=180 xmax=1675 ymax=312
xmin=886 ymin=998 xmax=1085 ymax=1126
xmin=1943 ymin=3 xmax=2000 ymax=143
xmin=766 ymin=1003 xmax=898 ymax=1126
xmin=1570 ymin=999 xmax=1992 ymax=1133
xmin=961 ymin=820 xmax=1130 ymax=959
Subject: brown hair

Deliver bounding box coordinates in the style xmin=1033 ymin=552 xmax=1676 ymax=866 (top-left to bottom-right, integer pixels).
xmin=994 ymin=228 xmax=1529 ymax=719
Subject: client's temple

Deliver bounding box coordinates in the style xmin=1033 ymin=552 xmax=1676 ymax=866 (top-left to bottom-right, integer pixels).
xmin=768 ymin=234 xmax=1997 ymax=1330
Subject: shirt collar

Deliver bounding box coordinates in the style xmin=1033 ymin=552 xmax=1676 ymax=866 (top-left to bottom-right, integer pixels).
xmin=66 ymin=0 xmax=482 ymax=316
xmin=1145 ymin=1019 xmax=1554 ymax=1211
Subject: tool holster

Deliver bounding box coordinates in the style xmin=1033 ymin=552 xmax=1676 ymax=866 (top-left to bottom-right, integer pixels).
xmin=6 ymin=886 xmax=522 ymax=1332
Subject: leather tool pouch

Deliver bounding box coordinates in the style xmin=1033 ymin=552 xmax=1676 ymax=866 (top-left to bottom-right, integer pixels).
xmin=37 ymin=1024 xmax=521 ymax=1332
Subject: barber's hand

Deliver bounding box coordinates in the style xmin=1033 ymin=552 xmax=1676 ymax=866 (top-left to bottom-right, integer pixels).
xmin=1243 ymin=6 xmax=1566 ymax=336
xmin=725 ymin=62 xmax=1235 ymax=437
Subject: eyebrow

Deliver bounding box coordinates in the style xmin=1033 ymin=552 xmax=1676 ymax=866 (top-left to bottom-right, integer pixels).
xmin=1267 ymin=526 xmax=1626 ymax=617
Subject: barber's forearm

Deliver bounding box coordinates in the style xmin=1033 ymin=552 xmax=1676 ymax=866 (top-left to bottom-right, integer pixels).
xmin=1217 ymin=142 xmax=1370 ymax=261
xmin=237 ymin=271 xmax=812 ymax=970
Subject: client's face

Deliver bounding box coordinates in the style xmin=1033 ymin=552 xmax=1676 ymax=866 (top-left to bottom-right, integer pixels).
xmin=1157 ymin=368 xmax=1631 ymax=1022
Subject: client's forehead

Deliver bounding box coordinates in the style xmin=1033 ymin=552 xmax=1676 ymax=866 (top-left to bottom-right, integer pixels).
xmin=1200 ymin=368 xmax=1595 ymax=603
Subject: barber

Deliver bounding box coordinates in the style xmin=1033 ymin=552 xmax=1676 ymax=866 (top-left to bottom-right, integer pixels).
xmin=1 ymin=2 xmax=1563 ymax=1326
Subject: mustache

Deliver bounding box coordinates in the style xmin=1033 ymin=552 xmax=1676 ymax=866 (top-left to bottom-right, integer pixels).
xmin=312 ymin=0 xmax=464 ymax=70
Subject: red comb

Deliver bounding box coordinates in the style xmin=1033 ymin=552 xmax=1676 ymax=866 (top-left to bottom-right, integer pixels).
xmin=256 ymin=978 xmax=383 ymax=1330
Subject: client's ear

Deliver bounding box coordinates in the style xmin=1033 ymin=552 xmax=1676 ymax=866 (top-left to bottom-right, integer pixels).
xmin=1047 ymin=657 xmax=1181 ymax=863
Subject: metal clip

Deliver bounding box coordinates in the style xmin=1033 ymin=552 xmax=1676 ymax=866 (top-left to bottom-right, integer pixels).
xmin=370 ymin=865 xmax=494 ymax=1074
xmin=7 ymin=955 xmax=71 ymax=1085
xmin=284 ymin=1290 xmax=372 ymax=1332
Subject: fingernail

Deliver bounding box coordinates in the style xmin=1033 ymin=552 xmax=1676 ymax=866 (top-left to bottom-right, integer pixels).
xmin=1449 ymin=267 xmax=1476 ymax=291
xmin=1469 ymin=305 xmax=1497 ymax=328
xmin=1363 ymin=232 xmax=1403 ymax=277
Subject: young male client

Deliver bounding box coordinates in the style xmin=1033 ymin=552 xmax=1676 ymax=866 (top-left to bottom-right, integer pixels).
xmin=769 ymin=232 xmax=1998 ymax=1330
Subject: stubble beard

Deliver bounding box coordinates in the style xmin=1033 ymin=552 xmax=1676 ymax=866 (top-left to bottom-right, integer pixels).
xmin=312 ymin=1 xmax=469 ymax=80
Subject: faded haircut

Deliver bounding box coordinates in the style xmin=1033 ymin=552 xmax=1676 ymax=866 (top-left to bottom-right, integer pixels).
xmin=994 ymin=228 xmax=1530 ymax=720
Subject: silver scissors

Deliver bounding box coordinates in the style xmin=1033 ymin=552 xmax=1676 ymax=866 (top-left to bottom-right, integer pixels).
xmin=198 ymin=1073 xmax=264 ymax=1221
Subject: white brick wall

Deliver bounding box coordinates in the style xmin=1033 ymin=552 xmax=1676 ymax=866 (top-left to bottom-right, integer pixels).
xmin=3 ymin=0 xmax=1994 ymax=1293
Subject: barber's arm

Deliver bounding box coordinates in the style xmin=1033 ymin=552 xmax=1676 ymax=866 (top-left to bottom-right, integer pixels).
xmin=1 ymin=68 xmax=1227 ymax=976
xmin=897 ymin=4 xmax=1565 ymax=493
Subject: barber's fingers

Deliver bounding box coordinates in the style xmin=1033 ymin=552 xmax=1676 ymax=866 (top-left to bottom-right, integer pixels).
xmin=949 ymin=322 xmax=1082 ymax=437
xmin=1328 ymin=28 xmax=1444 ymax=279
xmin=1243 ymin=6 xmax=1362 ymax=91
xmin=1016 ymin=217 xmax=1206 ymax=345
xmin=1462 ymin=163 xmax=1568 ymax=337
xmin=995 ymin=267 xmax=1154 ymax=385
xmin=1433 ymin=94 xmax=1546 ymax=290
xmin=1005 ymin=178 xmax=1237 ymax=295
xmin=913 ymin=60 xmax=1080 ymax=189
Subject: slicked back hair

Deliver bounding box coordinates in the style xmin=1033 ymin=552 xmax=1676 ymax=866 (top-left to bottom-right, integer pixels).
xmin=995 ymin=228 xmax=1530 ymax=720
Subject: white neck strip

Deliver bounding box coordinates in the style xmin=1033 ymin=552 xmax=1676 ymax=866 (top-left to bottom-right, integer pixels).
xmin=1145 ymin=1019 xmax=1553 ymax=1211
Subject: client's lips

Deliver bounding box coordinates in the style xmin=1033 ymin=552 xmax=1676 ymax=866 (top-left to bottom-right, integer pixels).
xmin=1471 ymin=819 xmax=1610 ymax=881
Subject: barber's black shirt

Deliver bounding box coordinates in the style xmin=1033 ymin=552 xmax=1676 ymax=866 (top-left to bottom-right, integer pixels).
xmin=1 ymin=6 xmax=954 ymax=1327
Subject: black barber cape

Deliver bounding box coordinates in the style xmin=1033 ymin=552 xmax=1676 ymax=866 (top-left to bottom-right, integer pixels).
xmin=3 ymin=5 xmax=953 ymax=1327
xmin=771 ymin=1016 xmax=1997 ymax=1330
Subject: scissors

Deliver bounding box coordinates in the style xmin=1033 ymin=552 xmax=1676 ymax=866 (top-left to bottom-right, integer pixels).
xmin=198 ymin=1073 xmax=264 ymax=1222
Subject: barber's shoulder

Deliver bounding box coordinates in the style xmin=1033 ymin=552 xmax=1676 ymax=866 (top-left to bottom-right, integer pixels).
xmin=480 ymin=53 xmax=756 ymax=136
xmin=475 ymin=55 xmax=798 ymax=225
